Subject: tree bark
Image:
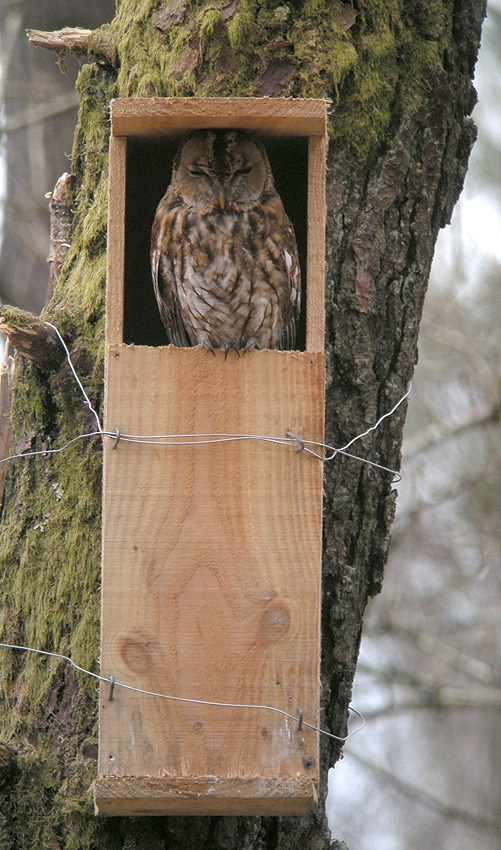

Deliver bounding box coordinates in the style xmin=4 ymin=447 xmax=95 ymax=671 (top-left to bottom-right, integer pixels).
xmin=0 ymin=1 xmax=485 ymax=848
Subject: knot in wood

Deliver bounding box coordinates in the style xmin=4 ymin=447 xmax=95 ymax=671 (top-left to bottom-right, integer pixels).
xmin=259 ymin=604 xmax=291 ymax=644
xmin=120 ymin=636 xmax=154 ymax=673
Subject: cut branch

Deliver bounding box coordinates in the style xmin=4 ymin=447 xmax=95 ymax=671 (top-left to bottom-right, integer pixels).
xmin=0 ymin=308 xmax=64 ymax=372
xmin=46 ymin=172 xmax=76 ymax=303
xmin=26 ymin=27 xmax=92 ymax=54
xmin=26 ymin=26 xmax=115 ymax=66
xmin=0 ymin=346 xmax=15 ymax=507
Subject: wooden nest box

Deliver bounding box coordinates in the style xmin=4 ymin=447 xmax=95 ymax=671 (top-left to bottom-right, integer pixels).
xmin=95 ymin=97 xmax=328 ymax=817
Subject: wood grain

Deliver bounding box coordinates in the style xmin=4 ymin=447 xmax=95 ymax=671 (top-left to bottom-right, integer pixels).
xmin=98 ymin=345 xmax=324 ymax=815
xmin=105 ymin=135 xmax=126 ymax=346
xmin=306 ymin=135 xmax=327 ymax=351
xmin=111 ymin=97 xmax=328 ymax=138
xmin=94 ymin=775 xmax=316 ymax=816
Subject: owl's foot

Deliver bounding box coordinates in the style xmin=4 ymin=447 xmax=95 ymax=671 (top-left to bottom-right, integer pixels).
xmin=197 ymin=336 xmax=216 ymax=355
xmin=223 ymin=343 xmax=241 ymax=360
xmin=243 ymin=337 xmax=260 ymax=354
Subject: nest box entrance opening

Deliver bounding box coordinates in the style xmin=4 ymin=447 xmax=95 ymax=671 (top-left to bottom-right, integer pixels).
xmin=106 ymin=97 xmax=327 ymax=353
xmin=123 ymin=134 xmax=309 ymax=349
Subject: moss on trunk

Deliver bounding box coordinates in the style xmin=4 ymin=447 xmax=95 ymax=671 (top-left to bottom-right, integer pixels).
xmin=0 ymin=1 xmax=485 ymax=847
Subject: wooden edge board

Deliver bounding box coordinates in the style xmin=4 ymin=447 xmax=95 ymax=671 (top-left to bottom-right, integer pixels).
xmin=306 ymin=135 xmax=327 ymax=351
xmin=110 ymin=96 xmax=329 ymax=137
xmin=94 ymin=775 xmax=318 ymax=817
xmin=105 ymin=135 xmax=126 ymax=346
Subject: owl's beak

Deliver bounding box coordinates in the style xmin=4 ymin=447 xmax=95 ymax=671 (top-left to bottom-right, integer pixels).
xmin=219 ymin=188 xmax=226 ymax=210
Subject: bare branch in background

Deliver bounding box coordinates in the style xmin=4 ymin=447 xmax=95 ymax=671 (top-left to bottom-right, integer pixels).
xmin=403 ymin=398 xmax=500 ymax=459
xmin=346 ymin=749 xmax=501 ymax=835
xmin=362 ymin=626 xmax=498 ymax=686
xmin=354 ymin=684 xmax=501 ymax=719
xmin=0 ymin=91 xmax=78 ymax=133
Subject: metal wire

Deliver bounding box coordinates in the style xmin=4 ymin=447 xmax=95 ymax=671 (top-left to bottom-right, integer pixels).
xmin=1 ymin=321 xmax=410 ymax=483
xmin=0 ymin=642 xmax=365 ymax=743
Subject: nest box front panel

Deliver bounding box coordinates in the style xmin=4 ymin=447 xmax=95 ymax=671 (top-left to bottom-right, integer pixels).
xmin=97 ymin=347 xmax=323 ymax=815
xmin=97 ymin=98 xmax=327 ymax=817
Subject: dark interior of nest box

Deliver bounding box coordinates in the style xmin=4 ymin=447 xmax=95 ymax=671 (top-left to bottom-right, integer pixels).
xmin=122 ymin=133 xmax=309 ymax=349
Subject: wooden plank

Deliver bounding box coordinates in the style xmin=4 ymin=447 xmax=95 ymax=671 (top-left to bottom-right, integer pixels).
xmin=94 ymin=776 xmax=316 ymax=816
xmin=306 ymin=135 xmax=327 ymax=351
xmin=97 ymin=345 xmax=324 ymax=815
xmin=111 ymin=97 xmax=328 ymax=138
xmin=105 ymin=135 xmax=126 ymax=345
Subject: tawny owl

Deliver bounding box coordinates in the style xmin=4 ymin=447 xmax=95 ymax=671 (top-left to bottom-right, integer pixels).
xmin=150 ymin=130 xmax=301 ymax=353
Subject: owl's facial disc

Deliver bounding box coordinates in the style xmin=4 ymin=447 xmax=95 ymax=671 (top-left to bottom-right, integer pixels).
xmin=224 ymin=138 xmax=267 ymax=208
xmin=175 ymin=131 xmax=269 ymax=212
xmin=176 ymin=137 xmax=217 ymax=209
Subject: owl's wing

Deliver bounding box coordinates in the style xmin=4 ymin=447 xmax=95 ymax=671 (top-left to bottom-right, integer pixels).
xmin=279 ymin=218 xmax=301 ymax=351
xmin=151 ymin=200 xmax=191 ymax=347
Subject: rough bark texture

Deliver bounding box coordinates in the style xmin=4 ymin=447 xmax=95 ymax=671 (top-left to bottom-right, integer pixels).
xmin=0 ymin=1 xmax=485 ymax=848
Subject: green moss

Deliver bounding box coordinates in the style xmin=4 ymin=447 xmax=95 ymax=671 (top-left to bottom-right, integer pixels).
xmin=0 ymin=738 xmax=119 ymax=850
xmin=329 ymin=30 xmax=398 ymax=158
xmin=226 ymin=3 xmax=254 ymax=48
xmin=0 ymin=382 xmax=102 ymax=730
xmin=0 ymin=305 xmax=36 ymax=329
xmin=200 ymin=8 xmax=222 ymax=40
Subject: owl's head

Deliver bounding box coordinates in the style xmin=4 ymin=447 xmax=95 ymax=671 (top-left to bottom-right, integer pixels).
xmin=170 ymin=130 xmax=274 ymax=212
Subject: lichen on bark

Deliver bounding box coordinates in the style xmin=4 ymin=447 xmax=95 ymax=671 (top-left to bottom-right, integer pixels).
xmin=0 ymin=0 xmax=486 ymax=848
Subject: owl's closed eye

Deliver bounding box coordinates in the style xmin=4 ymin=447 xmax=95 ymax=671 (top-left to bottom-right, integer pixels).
xmin=151 ymin=129 xmax=301 ymax=353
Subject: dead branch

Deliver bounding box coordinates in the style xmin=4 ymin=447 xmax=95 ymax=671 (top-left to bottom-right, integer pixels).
xmin=46 ymin=172 xmax=76 ymax=303
xmin=26 ymin=27 xmax=93 ymax=54
xmin=0 ymin=345 xmax=15 ymax=504
xmin=0 ymin=308 xmax=64 ymax=372
xmin=26 ymin=26 xmax=115 ymax=66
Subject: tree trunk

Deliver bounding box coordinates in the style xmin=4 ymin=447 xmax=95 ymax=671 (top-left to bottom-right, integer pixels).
xmin=0 ymin=1 xmax=485 ymax=847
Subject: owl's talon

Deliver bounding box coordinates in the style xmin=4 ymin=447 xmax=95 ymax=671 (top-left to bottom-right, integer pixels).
xmin=243 ymin=337 xmax=259 ymax=354
xmin=199 ymin=340 xmax=216 ymax=355
xmin=223 ymin=343 xmax=241 ymax=359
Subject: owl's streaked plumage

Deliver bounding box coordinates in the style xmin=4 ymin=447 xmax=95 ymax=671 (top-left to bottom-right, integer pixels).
xmin=151 ymin=130 xmax=301 ymax=353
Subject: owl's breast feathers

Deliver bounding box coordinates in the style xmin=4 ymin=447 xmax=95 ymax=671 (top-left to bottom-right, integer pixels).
xmin=151 ymin=188 xmax=301 ymax=352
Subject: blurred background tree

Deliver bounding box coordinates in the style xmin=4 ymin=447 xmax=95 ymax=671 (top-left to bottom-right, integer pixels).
xmin=0 ymin=0 xmax=114 ymax=311
xmin=328 ymin=2 xmax=501 ymax=847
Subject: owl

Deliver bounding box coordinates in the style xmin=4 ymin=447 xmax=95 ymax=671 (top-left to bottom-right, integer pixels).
xmin=150 ymin=130 xmax=301 ymax=353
